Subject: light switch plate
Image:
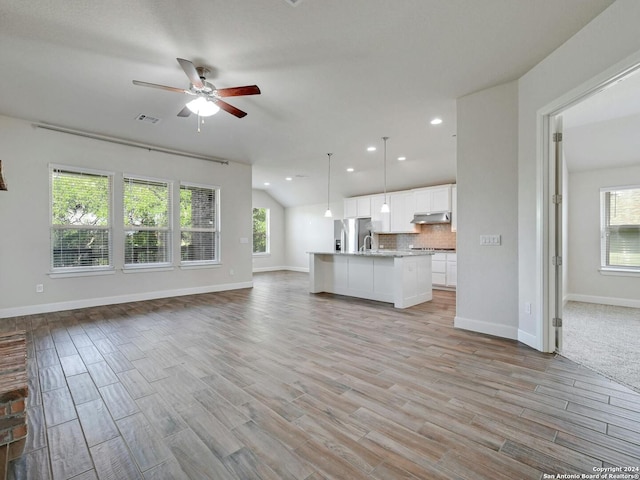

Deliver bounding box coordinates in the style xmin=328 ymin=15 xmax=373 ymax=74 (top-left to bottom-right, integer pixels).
xmin=480 ymin=234 xmax=501 ymax=246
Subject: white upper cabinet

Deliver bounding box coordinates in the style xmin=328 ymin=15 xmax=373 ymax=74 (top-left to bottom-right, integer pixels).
xmin=370 ymin=194 xmax=390 ymax=232
xmin=345 ymin=183 xmax=454 ymax=231
xmin=412 ymin=185 xmax=452 ymax=214
xmin=356 ymin=196 xmax=371 ymax=217
xmin=389 ymin=192 xmax=419 ymax=233
xmin=343 ymin=195 xmax=372 ymax=218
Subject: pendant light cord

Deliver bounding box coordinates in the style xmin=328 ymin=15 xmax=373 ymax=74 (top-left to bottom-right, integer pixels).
xmin=327 ymin=153 xmax=333 ymax=211
xmin=383 ymin=136 xmax=389 ymax=202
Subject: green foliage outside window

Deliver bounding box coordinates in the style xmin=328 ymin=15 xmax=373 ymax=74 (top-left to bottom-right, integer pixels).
xmin=51 ymin=170 xmax=111 ymax=268
xmin=180 ymin=185 xmax=217 ymax=263
xmin=124 ymin=178 xmax=170 ymax=265
xmin=253 ymin=207 xmax=269 ymax=254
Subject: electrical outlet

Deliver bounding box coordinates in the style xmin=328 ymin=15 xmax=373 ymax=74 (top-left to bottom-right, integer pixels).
xmin=525 ymin=302 xmax=532 ymax=314
xmin=36 ymin=284 xmax=44 ymax=293
xmin=229 ymin=268 xmax=235 ymax=276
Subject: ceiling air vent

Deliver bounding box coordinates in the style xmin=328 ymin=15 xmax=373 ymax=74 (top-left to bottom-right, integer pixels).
xmin=135 ymin=114 xmax=161 ymax=125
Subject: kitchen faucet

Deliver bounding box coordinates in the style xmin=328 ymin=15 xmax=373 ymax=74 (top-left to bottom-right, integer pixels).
xmin=360 ymin=235 xmax=373 ymax=252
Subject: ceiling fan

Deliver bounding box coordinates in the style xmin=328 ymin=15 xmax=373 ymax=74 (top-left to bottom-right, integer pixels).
xmin=132 ymin=58 xmax=261 ymax=121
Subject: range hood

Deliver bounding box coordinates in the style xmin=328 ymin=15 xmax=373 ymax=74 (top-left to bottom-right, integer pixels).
xmin=410 ymin=212 xmax=451 ymax=224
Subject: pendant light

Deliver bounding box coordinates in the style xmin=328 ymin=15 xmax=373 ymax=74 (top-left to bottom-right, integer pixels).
xmin=324 ymin=153 xmax=333 ymax=217
xmin=381 ymin=136 xmax=390 ymax=213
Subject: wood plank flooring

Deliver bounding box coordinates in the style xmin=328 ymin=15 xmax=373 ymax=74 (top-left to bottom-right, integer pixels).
xmin=3 ymin=271 xmax=640 ymax=479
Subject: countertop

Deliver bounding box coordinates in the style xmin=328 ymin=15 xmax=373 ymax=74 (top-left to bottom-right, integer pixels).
xmin=308 ymin=250 xmax=435 ymax=258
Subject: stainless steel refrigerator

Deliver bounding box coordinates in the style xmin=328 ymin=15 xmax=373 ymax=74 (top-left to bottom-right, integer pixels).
xmin=334 ymin=218 xmax=372 ymax=253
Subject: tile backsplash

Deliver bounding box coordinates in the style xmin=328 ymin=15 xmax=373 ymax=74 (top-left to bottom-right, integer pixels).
xmin=375 ymin=224 xmax=456 ymax=250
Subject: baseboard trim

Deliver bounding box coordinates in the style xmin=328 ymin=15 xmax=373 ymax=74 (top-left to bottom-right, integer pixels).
xmin=253 ymin=266 xmax=287 ymax=273
xmin=517 ymin=329 xmax=541 ymax=350
xmin=285 ymin=266 xmax=309 ymax=273
xmin=566 ymin=294 xmax=640 ymax=309
xmin=0 ymin=281 xmax=254 ymax=319
xmin=252 ymin=266 xmax=309 ymax=273
xmin=454 ymin=315 xmax=518 ymax=340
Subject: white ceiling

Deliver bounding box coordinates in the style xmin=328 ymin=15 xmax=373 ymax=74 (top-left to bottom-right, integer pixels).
xmin=563 ymin=69 xmax=640 ymax=173
xmin=0 ymin=0 xmax=614 ymax=207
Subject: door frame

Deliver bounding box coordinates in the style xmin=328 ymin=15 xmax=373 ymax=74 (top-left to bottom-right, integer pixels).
xmin=538 ymin=60 xmax=640 ymax=353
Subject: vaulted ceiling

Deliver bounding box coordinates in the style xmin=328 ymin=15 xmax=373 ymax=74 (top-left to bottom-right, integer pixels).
xmin=0 ymin=0 xmax=614 ymax=206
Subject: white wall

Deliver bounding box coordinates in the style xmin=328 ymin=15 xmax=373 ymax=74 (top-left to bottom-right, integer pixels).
xmin=518 ymin=0 xmax=640 ymax=350
xmin=455 ymin=81 xmax=519 ymax=340
xmin=0 ymin=115 xmax=253 ymax=318
xmin=285 ymin=201 xmax=342 ymax=271
xmin=252 ymin=189 xmax=286 ymax=272
xmin=567 ymin=165 xmax=640 ymax=306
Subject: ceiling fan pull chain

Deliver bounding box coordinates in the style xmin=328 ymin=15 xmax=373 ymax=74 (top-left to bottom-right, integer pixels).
xmin=197 ymin=113 xmax=201 ymax=133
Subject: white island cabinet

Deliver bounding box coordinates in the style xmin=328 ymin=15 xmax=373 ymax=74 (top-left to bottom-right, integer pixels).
xmin=308 ymin=251 xmax=433 ymax=308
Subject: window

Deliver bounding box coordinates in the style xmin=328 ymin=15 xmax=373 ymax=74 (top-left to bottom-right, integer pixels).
xmin=601 ymin=186 xmax=640 ymax=271
xmin=123 ymin=176 xmax=171 ymax=266
xmin=253 ymin=207 xmax=270 ymax=254
xmin=51 ymin=166 xmax=112 ymax=271
xmin=180 ymin=183 xmax=219 ymax=264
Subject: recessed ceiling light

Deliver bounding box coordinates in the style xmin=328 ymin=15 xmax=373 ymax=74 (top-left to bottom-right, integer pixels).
xmin=264 ymin=182 xmax=270 ymax=186
xmin=367 ymin=146 xmax=376 ymax=152
xmin=285 ymin=177 xmax=292 ymax=181
xmin=430 ymin=118 xmax=443 ymax=125
xmin=346 ymin=168 xmax=354 ymax=172
xmin=397 ymin=156 xmax=406 ymax=161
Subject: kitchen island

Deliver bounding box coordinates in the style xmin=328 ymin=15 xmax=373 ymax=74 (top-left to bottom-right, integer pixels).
xmin=308 ymin=250 xmax=433 ymax=308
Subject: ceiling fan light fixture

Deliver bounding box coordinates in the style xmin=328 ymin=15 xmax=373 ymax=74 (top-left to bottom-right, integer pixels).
xmin=186 ymin=97 xmax=220 ymax=117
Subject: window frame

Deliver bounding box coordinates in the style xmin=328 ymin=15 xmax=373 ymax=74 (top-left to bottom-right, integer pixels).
xmin=600 ymin=184 xmax=640 ymax=275
xmin=179 ymin=181 xmax=220 ymax=266
xmin=49 ymin=164 xmax=114 ymax=275
xmin=123 ymin=174 xmax=173 ymax=269
xmin=252 ymin=207 xmax=270 ymax=256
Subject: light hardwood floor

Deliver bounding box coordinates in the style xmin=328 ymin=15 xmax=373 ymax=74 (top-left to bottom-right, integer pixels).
xmin=3 ymin=271 xmax=640 ymax=479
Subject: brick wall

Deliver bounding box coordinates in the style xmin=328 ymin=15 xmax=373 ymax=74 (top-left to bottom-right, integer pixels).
xmin=0 ymin=331 xmax=28 ymax=479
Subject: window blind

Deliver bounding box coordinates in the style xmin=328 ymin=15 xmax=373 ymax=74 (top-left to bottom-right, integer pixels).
xmin=180 ymin=183 xmax=218 ymax=263
xmin=601 ymin=187 xmax=640 ymax=269
xmin=124 ymin=176 xmax=171 ymax=266
xmin=51 ymin=167 xmax=112 ymax=269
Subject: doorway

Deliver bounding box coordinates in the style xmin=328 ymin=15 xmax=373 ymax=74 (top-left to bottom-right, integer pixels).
xmin=548 ymin=66 xmax=640 ymax=392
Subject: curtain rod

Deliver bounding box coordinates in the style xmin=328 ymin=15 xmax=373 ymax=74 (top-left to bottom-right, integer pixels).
xmin=33 ymin=123 xmax=230 ymax=165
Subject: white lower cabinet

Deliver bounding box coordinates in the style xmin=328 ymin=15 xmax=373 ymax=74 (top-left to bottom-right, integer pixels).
xmin=446 ymin=254 xmax=457 ymax=287
xmin=431 ymin=253 xmax=447 ymax=286
xmin=432 ymin=253 xmax=456 ymax=288
xmin=309 ymin=253 xmax=433 ymax=308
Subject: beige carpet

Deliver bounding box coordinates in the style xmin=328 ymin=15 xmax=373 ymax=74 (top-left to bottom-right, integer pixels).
xmin=561 ymin=301 xmax=640 ymax=393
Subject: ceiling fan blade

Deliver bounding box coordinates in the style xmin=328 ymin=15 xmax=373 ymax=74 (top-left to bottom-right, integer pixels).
xmin=177 ymin=58 xmax=204 ymax=89
xmin=177 ymin=106 xmax=192 ymax=117
xmin=132 ymin=80 xmax=190 ymax=94
xmin=216 ymin=85 xmax=261 ymax=97
xmin=216 ymin=99 xmax=247 ymax=118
